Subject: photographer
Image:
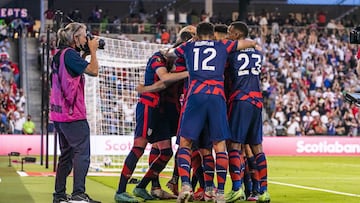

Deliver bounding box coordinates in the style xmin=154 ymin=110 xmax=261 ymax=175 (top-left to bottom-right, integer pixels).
xmin=50 ymin=22 xmax=101 ymax=203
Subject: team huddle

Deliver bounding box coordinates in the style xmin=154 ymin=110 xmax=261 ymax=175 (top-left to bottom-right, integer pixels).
xmin=114 ymin=22 xmax=270 ymax=203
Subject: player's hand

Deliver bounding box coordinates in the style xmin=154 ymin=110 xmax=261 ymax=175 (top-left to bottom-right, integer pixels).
xmin=159 ymin=48 xmax=169 ymax=57
xmin=255 ymin=44 xmax=263 ymax=52
xmin=136 ymin=84 xmax=145 ymax=93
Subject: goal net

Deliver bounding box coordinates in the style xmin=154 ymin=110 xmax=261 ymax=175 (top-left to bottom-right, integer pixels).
xmin=85 ymin=37 xmax=174 ymax=172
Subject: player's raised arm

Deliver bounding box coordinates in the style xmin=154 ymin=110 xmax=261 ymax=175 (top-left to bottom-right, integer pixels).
xmin=136 ymin=81 xmax=167 ymax=93
xmin=156 ymin=67 xmax=189 ymax=83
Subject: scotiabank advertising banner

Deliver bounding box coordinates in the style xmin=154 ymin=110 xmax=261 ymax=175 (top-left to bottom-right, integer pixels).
xmin=1 ymin=135 xmax=360 ymax=156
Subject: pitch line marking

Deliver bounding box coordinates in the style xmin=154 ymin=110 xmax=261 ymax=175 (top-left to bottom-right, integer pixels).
xmin=270 ymin=181 xmax=360 ymax=198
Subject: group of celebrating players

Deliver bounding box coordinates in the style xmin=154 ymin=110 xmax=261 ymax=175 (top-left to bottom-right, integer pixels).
xmin=113 ymin=21 xmax=271 ymax=203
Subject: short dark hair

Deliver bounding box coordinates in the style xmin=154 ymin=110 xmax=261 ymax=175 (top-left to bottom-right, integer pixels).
xmin=180 ymin=31 xmax=193 ymax=42
xmin=214 ymin=24 xmax=228 ymax=34
xmin=196 ymin=22 xmax=214 ymax=37
xmin=230 ymin=21 xmax=249 ymax=37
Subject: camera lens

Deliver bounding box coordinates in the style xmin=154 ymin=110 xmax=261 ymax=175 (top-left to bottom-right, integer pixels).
xmin=99 ymin=39 xmax=105 ymax=49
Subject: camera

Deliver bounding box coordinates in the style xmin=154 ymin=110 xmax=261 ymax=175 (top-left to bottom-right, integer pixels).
xmin=83 ymin=32 xmax=105 ymax=53
xmin=349 ymin=26 xmax=360 ymax=44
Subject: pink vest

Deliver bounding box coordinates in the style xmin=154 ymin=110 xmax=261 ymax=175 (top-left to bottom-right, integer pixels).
xmin=49 ymin=48 xmax=87 ymax=122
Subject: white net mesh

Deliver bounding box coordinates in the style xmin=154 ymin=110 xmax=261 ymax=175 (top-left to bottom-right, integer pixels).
xmin=85 ymin=37 xmax=173 ymax=172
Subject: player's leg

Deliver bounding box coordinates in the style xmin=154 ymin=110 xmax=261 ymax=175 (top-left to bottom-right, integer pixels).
xmin=115 ymin=136 xmax=147 ymax=203
xmin=225 ymin=142 xmax=245 ymax=202
xmin=226 ymin=100 xmax=248 ymax=202
xmin=208 ymin=96 xmax=231 ymax=203
xmin=150 ymin=139 xmax=176 ymax=199
xmin=167 ymin=148 xmax=179 ymax=195
xmin=115 ymin=103 xmax=152 ymax=203
xmin=244 ymin=145 xmax=258 ymax=201
xmin=177 ymin=136 xmax=194 ymax=202
xmin=134 ymin=139 xmax=176 ymax=200
xmin=247 ymin=104 xmax=270 ymax=203
xmin=177 ymin=94 xmax=206 ymax=203
xmin=167 ymin=100 xmax=186 ymax=195
xmin=199 ymin=147 xmax=215 ymax=202
xmin=191 ymin=148 xmax=205 ymax=201
xmin=251 ymin=145 xmax=270 ymax=203
xmin=148 ymin=144 xmax=161 ymax=188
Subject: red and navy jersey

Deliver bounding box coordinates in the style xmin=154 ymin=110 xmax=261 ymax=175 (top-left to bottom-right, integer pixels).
xmin=159 ymin=80 xmax=183 ymax=114
xmin=139 ymin=51 xmax=166 ymax=107
xmin=174 ymin=56 xmax=189 ymax=95
xmin=227 ymin=48 xmax=264 ymax=108
xmin=174 ymin=40 xmax=238 ymax=100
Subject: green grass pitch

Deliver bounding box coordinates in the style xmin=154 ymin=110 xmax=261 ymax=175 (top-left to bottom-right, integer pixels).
xmin=1 ymin=156 xmax=359 ymax=203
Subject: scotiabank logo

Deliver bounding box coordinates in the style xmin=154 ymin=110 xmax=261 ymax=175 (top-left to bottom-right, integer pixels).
xmin=296 ymin=140 xmax=360 ymax=154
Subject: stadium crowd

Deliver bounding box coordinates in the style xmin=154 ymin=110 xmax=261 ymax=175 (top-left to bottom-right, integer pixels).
xmin=21 ymin=4 xmax=360 ymax=137
xmin=86 ymin=6 xmax=359 ymax=137
xmin=0 ymin=33 xmax=31 ymax=135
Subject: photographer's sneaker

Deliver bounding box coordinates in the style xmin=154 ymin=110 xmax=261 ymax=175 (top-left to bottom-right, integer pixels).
xmin=53 ymin=196 xmax=70 ymax=203
xmin=69 ymin=193 xmax=101 ymax=203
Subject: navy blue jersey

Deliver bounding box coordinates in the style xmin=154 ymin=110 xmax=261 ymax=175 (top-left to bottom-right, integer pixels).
xmin=227 ymin=48 xmax=264 ymax=108
xmin=175 ymin=40 xmax=238 ymax=99
xmin=139 ymin=51 xmax=166 ymax=107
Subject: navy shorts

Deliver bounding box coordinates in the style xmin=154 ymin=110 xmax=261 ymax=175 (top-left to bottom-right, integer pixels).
xmin=134 ymin=102 xmax=159 ymax=142
xmin=178 ymin=94 xmax=230 ymax=143
xmin=149 ymin=103 xmax=180 ymax=144
xmin=228 ymin=100 xmax=263 ymax=145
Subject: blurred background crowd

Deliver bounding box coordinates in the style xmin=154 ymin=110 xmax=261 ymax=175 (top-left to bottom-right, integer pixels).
xmin=0 ymin=0 xmax=359 ymax=136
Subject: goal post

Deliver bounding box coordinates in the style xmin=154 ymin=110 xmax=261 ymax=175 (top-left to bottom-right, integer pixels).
xmin=84 ymin=37 xmax=174 ymax=172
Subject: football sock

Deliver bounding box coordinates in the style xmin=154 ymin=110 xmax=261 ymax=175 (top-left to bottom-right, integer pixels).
xmin=117 ymin=146 xmax=145 ymax=193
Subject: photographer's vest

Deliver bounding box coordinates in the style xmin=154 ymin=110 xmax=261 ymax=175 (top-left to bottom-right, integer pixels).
xmin=49 ymin=47 xmax=86 ymax=122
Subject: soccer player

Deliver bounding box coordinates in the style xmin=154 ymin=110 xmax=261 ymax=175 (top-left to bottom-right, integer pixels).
xmin=214 ymin=24 xmax=228 ymax=40
xmin=226 ymin=21 xmax=270 ymax=203
xmin=136 ymin=27 xmax=199 ymax=197
xmin=163 ymin=22 xmax=258 ymax=203
xmin=114 ymin=51 xmax=188 ymax=203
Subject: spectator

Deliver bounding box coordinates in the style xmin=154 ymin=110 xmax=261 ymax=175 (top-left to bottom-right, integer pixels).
xmin=286 ymin=116 xmax=301 ymax=136
xmin=23 ymin=114 xmax=35 ymax=135
xmin=0 ymin=37 xmax=11 ymax=52
xmin=44 ymin=8 xmax=55 ymax=29
xmin=263 ymin=120 xmax=274 ymax=136
xmin=160 ymin=28 xmax=170 ymax=44
xmin=13 ymin=111 xmax=25 ymax=134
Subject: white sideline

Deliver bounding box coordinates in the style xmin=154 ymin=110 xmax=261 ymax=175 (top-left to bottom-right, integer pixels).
xmin=270 ymin=180 xmax=360 ymax=198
